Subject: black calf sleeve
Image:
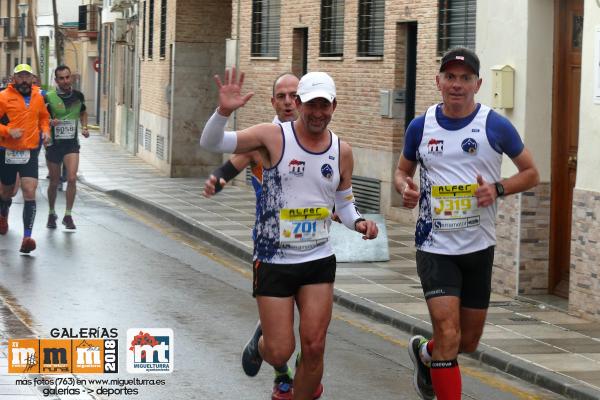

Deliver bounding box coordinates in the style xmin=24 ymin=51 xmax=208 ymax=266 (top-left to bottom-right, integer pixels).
xmin=23 ymin=200 xmax=36 ymax=232
xmin=0 ymin=197 xmax=12 ymax=217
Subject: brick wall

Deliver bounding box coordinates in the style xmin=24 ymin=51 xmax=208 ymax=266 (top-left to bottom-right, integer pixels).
xmin=139 ymin=0 xmax=177 ymax=119
xmin=138 ymin=0 xmax=232 ymax=175
xmin=570 ymin=188 xmax=600 ymax=320
xmin=232 ymin=0 xmax=441 ymax=215
xmin=233 ymin=0 xmax=441 ymax=149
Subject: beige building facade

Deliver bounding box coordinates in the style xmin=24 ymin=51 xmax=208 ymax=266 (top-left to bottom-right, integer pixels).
xmin=478 ymin=0 xmax=600 ymax=321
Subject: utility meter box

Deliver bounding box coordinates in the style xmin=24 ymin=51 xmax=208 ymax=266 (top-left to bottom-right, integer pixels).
xmin=379 ymin=89 xmax=406 ymax=119
xmin=491 ymin=65 xmax=514 ymax=109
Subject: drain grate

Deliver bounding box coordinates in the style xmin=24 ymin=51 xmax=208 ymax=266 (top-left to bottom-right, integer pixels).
xmin=508 ymin=315 xmax=540 ymax=322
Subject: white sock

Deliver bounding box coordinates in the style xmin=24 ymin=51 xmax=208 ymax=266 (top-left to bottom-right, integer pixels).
xmin=420 ymin=341 xmax=432 ymax=366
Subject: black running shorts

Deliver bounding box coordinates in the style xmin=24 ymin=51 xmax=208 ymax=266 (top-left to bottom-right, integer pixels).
xmin=45 ymin=143 xmax=80 ymax=164
xmin=252 ymin=254 xmax=337 ymax=297
xmin=416 ymin=246 xmax=495 ymax=309
xmin=0 ymin=148 xmax=39 ymax=185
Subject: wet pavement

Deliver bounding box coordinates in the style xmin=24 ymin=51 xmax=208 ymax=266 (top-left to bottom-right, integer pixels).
xmin=72 ymin=132 xmax=600 ymax=400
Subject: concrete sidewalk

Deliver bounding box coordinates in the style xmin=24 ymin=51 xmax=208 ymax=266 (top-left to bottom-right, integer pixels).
xmin=78 ymin=133 xmax=600 ymax=400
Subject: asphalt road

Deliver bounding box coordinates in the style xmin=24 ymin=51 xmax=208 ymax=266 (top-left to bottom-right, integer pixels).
xmin=0 ymin=183 xmax=566 ymax=400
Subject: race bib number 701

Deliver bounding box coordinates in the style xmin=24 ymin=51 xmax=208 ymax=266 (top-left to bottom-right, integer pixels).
xmin=279 ymin=207 xmax=330 ymax=248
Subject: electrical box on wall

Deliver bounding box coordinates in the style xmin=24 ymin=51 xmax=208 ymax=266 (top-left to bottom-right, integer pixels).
xmin=379 ymin=89 xmax=406 ymax=119
xmin=491 ymin=65 xmax=515 ymax=109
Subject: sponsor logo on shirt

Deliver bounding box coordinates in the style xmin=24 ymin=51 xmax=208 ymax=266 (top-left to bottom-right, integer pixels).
xmin=288 ymin=159 xmax=306 ymax=177
xmin=321 ymin=164 xmax=333 ymax=180
xmin=427 ymin=139 xmax=444 ymax=155
xmin=461 ymin=138 xmax=478 ymax=155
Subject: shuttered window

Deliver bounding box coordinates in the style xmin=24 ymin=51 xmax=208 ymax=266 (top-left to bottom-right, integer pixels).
xmin=141 ymin=1 xmax=146 ymax=59
xmin=320 ymin=0 xmax=344 ymax=57
xmin=438 ymin=0 xmax=476 ymax=54
xmin=251 ymin=0 xmax=280 ymax=57
xmin=357 ymin=0 xmax=384 ymax=57
xmin=160 ymin=0 xmax=167 ymax=58
xmin=148 ymin=0 xmax=154 ymax=59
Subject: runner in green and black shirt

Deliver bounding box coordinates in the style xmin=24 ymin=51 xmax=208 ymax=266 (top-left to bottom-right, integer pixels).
xmin=45 ymin=65 xmax=89 ymax=230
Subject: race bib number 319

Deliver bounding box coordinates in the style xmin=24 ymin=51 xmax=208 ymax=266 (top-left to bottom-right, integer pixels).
xmin=431 ymin=184 xmax=480 ymax=231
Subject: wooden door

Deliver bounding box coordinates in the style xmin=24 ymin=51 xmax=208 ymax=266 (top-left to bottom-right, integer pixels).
xmin=549 ymin=0 xmax=583 ymax=298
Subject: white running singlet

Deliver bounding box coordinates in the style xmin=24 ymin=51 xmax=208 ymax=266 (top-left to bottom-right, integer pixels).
xmin=254 ymin=121 xmax=341 ymax=263
xmin=416 ymin=104 xmax=502 ymax=255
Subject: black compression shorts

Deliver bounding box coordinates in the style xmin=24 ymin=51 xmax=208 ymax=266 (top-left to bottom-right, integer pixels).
xmin=416 ymin=246 xmax=495 ymax=309
xmin=252 ymin=254 xmax=337 ymax=297
xmin=45 ymin=143 xmax=80 ymax=164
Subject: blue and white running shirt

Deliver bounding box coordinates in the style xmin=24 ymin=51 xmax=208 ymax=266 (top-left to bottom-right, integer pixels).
xmin=403 ymin=103 xmax=524 ymax=255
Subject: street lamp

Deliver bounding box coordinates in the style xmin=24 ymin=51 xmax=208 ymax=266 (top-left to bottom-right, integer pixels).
xmin=18 ymin=2 xmax=29 ymax=65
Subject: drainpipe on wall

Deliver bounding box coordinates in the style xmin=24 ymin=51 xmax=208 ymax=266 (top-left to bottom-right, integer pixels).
xmin=234 ymin=0 xmax=240 ymax=131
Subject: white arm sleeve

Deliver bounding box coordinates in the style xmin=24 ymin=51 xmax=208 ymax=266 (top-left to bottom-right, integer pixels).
xmin=200 ymin=110 xmax=238 ymax=153
xmin=334 ymin=187 xmax=363 ymax=230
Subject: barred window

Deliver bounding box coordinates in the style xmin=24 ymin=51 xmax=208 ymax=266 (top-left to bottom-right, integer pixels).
xmin=357 ymin=0 xmax=384 ymax=57
xmin=438 ymin=0 xmax=476 ymax=54
xmin=251 ymin=0 xmax=280 ymax=57
xmin=148 ymin=0 xmax=154 ymax=59
xmin=320 ymin=0 xmax=344 ymax=57
xmin=160 ymin=0 xmax=167 ymax=58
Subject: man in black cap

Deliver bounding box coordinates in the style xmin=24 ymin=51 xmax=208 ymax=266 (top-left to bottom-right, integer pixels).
xmin=394 ymin=47 xmax=539 ymax=400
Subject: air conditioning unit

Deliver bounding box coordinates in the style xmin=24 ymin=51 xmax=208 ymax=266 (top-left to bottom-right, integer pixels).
xmin=114 ymin=18 xmax=127 ymax=43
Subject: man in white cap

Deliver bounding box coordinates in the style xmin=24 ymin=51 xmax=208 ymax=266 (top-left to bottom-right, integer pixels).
xmin=200 ymin=68 xmax=378 ymax=400
xmin=0 ymin=64 xmax=50 ymax=253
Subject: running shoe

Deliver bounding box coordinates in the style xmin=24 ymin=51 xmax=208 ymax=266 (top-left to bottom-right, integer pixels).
xmin=271 ymin=373 xmax=293 ymax=400
xmin=47 ymin=213 xmax=58 ymax=229
xmin=295 ymin=352 xmax=325 ymax=399
xmin=0 ymin=215 xmax=7 ymax=235
xmin=312 ymin=383 xmax=324 ymax=400
xmin=241 ymin=321 xmax=263 ymax=376
xmin=62 ymin=215 xmax=76 ymax=230
xmin=408 ymin=335 xmax=435 ymax=400
xmin=19 ymin=237 xmax=36 ymax=253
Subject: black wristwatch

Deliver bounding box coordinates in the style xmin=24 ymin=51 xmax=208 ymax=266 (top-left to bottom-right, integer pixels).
xmin=494 ymin=182 xmax=505 ymax=197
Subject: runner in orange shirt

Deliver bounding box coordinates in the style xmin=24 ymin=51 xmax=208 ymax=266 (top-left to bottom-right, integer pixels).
xmin=0 ymin=64 xmax=50 ymax=253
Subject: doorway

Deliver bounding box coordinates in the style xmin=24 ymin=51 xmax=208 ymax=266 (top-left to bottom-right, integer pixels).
xmin=549 ymin=0 xmax=582 ymax=298
xmin=292 ymin=28 xmax=308 ymax=77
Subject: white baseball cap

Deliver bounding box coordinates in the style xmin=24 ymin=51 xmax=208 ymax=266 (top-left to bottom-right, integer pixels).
xmin=297 ymin=72 xmax=336 ymax=103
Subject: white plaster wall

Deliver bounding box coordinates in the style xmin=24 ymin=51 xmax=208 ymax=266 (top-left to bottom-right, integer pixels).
xmin=102 ymin=0 xmax=119 ymax=24
xmin=576 ymin=1 xmax=600 ymax=192
xmin=56 ymin=0 xmax=80 ymax=24
xmin=476 ymin=0 xmax=553 ymax=182
xmin=139 ymin=109 xmax=171 ymax=174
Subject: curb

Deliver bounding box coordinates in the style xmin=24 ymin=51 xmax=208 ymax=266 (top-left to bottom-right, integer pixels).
xmin=81 ymin=179 xmax=600 ymax=400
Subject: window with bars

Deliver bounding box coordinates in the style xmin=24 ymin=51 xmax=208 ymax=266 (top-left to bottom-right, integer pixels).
xmin=357 ymin=0 xmax=384 ymax=57
xmin=251 ymin=0 xmax=280 ymax=57
xmin=320 ymin=0 xmax=344 ymax=57
xmin=141 ymin=1 xmax=146 ymax=59
xmin=148 ymin=0 xmax=154 ymax=59
xmin=160 ymin=0 xmax=167 ymax=58
xmin=438 ymin=0 xmax=476 ymax=54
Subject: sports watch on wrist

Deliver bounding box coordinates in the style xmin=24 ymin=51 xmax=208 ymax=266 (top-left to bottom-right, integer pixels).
xmin=494 ymin=182 xmax=505 ymax=197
